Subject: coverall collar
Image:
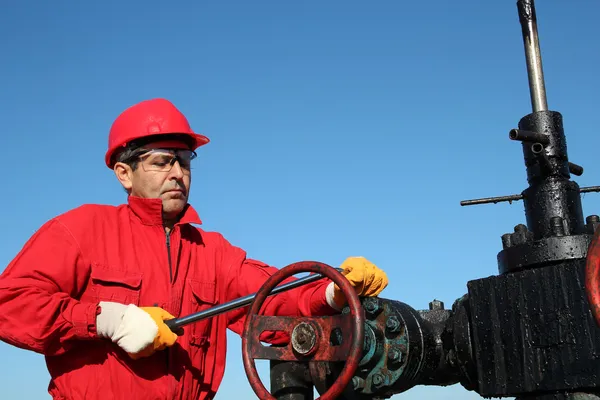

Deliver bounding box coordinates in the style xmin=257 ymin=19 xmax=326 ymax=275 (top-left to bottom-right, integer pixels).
xmin=127 ymin=196 xmax=202 ymax=226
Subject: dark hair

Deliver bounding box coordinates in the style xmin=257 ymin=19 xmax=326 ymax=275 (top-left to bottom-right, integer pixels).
xmin=113 ymin=146 xmax=146 ymax=171
xmin=112 ymin=134 xmax=195 ymax=170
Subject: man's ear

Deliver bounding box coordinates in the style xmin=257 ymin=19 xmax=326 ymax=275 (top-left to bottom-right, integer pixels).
xmin=114 ymin=162 xmax=133 ymax=192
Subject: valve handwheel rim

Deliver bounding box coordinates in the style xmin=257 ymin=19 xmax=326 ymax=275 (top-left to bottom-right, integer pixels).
xmin=241 ymin=261 xmax=365 ymax=400
xmin=585 ymin=230 xmax=600 ymax=327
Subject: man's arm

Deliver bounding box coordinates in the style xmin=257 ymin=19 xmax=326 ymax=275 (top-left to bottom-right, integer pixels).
xmin=0 ymin=218 xmax=99 ymax=356
xmin=218 ymin=236 xmax=388 ymax=344
xmin=0 ymin=218 xmax=178 ymax=359
xmin=218 ymin=238 xmax=336 ymax=342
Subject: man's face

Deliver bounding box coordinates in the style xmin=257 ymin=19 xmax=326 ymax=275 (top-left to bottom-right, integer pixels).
xmin=114 ymin=143 xmax=196 ymax=220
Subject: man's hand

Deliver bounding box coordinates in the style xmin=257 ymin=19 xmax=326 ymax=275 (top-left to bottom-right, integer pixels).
xmin=96 ymin=302 xmax=178 ymax=359
xmin=325 ymin=256 xmax=389 ymax=310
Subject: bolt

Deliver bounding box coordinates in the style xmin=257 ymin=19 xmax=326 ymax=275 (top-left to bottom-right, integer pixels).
xmin=514 ymin=224 xmax=528 ymax=233
xmin=429 ymin=299 xmax=444 ymax=311
xmin=291 ymin=323 xmax=316 ymax=355
xmin=587 ymin=215 xmax=600 ymax=233
xmin=352 ymin=376 xmax=365 ymax=391
xmin=372 ymin=373 xmax=384 ymax=388
xmin=363 ymin=298 xmax=380 ymax=315
xmin=501 ymin=233 xmax=512 ymax=249
xmin=388 ymin=348 xmax=402 ymax=363
xmin=511 ymin=223 xmax=532 ymax=245
xmin=386 ymin=316 xmax=401 ymax=333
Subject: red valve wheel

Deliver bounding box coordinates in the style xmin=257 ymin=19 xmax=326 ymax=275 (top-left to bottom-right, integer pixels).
xmin=586 ymin=229 xmax=600 ymax=326
xmin=242 ymin=261 xmax=365 ymax=400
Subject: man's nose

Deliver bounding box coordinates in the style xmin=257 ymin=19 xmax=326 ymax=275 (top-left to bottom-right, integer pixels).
xmin=168 ymin=159 xmax=185 ymax=179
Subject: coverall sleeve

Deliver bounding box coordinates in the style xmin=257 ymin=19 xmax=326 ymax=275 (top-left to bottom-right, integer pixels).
xmin=221 ymin=239 xmax=337 ymax=343
xmin=0 ymin=219 xmax=99 ymax=356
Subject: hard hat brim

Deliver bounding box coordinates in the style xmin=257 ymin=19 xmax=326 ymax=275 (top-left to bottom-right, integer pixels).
xmin=105 ymin=131 xmax=210 ymax=169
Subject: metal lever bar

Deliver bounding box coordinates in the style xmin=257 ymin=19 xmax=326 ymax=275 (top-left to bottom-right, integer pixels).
xmin=165 ymin=267 xmax=343 ymax=331
xmin=517 ymin=0 xmax=548 ymax=112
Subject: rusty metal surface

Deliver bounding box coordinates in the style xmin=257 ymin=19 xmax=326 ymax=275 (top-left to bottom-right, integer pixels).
xmin=247 ymin=315 xmax=354 ymax=362
xmin=310 ymin=296 xmax=410 ymax=398
xmin=242 ymin=261 xmax=365 ymax=400
xmin=291 ymin=322 xmax=317 ymax=356
xmin=586 ymin=228 xmax=600 ymax=328
xmin=309 ymin=296 xmax=469 ymax=399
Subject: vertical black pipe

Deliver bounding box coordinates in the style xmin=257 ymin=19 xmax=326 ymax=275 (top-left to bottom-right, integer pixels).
xmin=519 ymin=111 xmax=585 ymax=239
xmin=515 ymin=0 xmax=585 ymax=241
xmin=511 ymin=1 xmax=596 ymax=400
xmin=270 ymin=360 xmax=314 ymax=400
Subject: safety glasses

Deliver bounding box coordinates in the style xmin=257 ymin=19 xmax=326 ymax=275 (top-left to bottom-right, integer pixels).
xmin=137 ymin=148 xmax=197 ymax=174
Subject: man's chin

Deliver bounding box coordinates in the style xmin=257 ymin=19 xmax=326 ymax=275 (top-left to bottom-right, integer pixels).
xmin=162 ymin=198 xmax=187 ymax=215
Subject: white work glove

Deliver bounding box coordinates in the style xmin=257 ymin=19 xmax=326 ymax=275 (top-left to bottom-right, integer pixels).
xmin=96 ymin=301 xmax=177 ymax=358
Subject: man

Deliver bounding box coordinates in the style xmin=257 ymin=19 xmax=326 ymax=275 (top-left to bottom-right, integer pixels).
xmin=0 ymin=98 xmax=388 ymax=399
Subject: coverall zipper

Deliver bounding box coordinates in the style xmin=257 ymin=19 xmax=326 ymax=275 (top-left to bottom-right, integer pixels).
xmin=165 ymin=228 xmax=173 ymax=396
xmin=166 ymin=230 xmax=173 ymax=282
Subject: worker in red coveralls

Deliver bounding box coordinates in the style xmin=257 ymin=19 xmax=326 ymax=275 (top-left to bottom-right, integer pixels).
xmin=0 ymin=98 xmax=388 ymax=400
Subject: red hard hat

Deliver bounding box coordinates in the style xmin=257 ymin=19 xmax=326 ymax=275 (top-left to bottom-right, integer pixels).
xmin=105 ymin=98 xmax=210 ymax=168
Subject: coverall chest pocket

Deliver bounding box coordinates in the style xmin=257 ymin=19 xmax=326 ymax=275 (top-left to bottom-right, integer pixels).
xmin=184 ymin=279 xmax=217 ymax=381
xmin=185 ymin=279 xmax=217 ymax=342
xmin=80 ymin=265 xmax=143 ymax=306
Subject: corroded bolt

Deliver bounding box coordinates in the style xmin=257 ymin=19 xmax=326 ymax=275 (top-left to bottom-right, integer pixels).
xmin=297 ymin=333 xmax=306 ymax=344
xmin=352 ymin=376 xmax=365 ymax=391
xmin=388 ymin=348 xmax=402 ymax=363
xmin=363 ymin=298 xmax=380 ymax=314
xmin=372 ymin=373 xmax=384 ymax=388
xmin=386 ymin=316 xmax=400 ymax=333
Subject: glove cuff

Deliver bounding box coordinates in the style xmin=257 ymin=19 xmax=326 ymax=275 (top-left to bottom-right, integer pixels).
xmin=325 ymin=282 xmax=342 ymax=311
xmin=96 ymin=301 xmax=158 ymax=354
xmin=96 ymin=301 xmax=128 ymax=339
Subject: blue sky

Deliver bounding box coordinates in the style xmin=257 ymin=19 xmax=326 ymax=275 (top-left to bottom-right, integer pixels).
xmin=1 ymin=0 xmax=599 ymax=398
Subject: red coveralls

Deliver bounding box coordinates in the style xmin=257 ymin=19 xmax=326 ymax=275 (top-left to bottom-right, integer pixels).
xmin=0 ymin=196 xmax=335 ymax=399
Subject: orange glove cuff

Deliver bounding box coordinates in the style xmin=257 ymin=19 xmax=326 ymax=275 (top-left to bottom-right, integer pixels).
xmin=129 ymin=307 xmax=178 ymax=359
xmin=331 ymin=257 xmax=388 ymax=309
